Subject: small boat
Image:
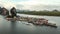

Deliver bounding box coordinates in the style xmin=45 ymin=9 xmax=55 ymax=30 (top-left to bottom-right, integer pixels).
xmin=5 ymin=15 xmax=28 ymax=21
xmin=28 ymin=18 xmax=57 ymax=28
xmin=5 ymin=15 xmax=20 ymax=21
xmin=44 ymin=23 xmax=57 ymax=28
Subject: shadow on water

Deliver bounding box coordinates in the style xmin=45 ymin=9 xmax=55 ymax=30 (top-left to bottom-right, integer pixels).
xmin=10 ymin=21 xmax=17 ymax=34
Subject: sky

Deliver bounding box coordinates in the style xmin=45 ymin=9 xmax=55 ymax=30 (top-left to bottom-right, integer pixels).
xmin=0 ymin=0 xmax=60 ymax=11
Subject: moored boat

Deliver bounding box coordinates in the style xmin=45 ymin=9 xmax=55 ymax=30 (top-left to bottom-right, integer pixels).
xmin=28 ymin=18 xmax=57 ymax=28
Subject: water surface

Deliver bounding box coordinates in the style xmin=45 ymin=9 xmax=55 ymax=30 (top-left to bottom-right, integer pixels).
xmin=0 ymin=14 xmax=60 ymax=34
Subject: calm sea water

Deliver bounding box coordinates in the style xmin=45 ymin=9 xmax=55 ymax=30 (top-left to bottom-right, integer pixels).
xmin=0 ymin=14 xmax=60 ymax=34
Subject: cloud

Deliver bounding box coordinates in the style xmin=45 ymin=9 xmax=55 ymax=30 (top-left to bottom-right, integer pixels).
xmin=15 ymin=0 xmax=60 ymax=10
xmin=16 ymin=0 xmax=42 ymax=10
xmin=0 ymin=0 xmax=60 ymax=10
xmin=0 ymin=0 xmax=16 ymax=8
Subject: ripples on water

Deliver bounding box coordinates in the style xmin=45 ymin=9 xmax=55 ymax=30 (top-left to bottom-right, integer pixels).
xmin=0 ymin=14 xmax=60 ymax=34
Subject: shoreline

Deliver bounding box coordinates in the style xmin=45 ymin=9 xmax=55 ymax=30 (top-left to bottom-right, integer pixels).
xmin=17 ymin=13 xmax=60 ymax=17
xmin=17 ymin=11 xmax=60 ymax=16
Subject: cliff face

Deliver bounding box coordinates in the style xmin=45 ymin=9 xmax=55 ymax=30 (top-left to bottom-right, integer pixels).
xmin=0 ymin=7 xmax=9 ymax=16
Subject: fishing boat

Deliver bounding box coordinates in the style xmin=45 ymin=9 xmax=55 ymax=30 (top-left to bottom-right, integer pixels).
xmin=5 ymin=15 xmax=20 ymax=21
xmin=5 ymin=15 xmax=28 ymax=21
xmin=28 ymin=18 xmax=57 ymax=28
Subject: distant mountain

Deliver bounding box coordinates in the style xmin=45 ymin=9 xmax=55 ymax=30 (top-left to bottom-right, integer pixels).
xmin=16 ymin=9 xmax=32 ymax=12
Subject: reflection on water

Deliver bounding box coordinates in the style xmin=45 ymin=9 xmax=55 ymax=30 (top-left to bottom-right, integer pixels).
xmin=10 ymin=21 xmax=16 ymax=34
